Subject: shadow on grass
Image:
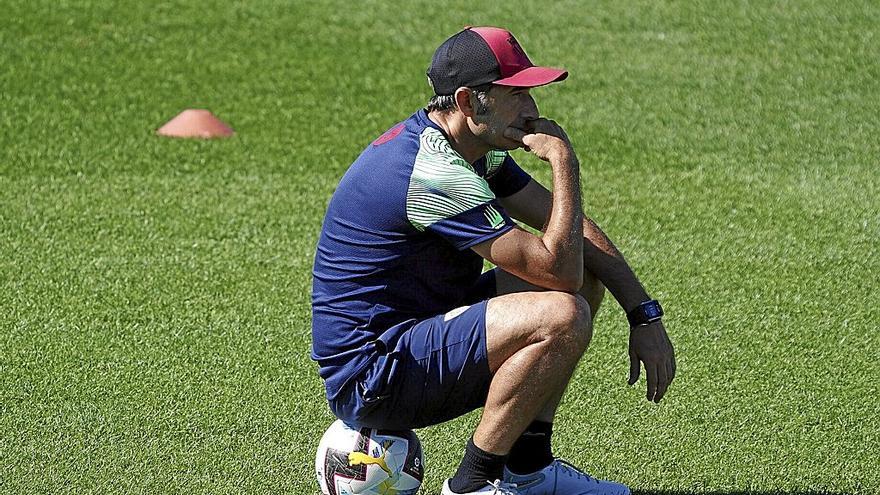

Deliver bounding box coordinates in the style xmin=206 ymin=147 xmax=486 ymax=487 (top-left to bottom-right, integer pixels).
xmin=423 ymin=491 xmax=849 ymax=495
xmin=633 ymin=491 xmax=849 ymax=495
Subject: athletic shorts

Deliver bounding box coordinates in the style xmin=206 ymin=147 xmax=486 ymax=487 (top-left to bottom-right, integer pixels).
xmin=328 ymin=272 xmax=497 ymax=430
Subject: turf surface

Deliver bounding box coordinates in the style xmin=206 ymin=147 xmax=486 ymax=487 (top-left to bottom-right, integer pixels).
xmin=1 ymin=1 xmax=878 ymax=494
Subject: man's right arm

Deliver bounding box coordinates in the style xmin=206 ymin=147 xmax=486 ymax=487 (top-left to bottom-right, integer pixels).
xmin=471 ymin=119 xmax=584 ymax=292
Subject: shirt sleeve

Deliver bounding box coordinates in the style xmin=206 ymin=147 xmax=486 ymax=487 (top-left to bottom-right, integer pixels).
xmin=422 ymin=200 xmax=516 ymax=250
xmin=406 ymin=131 xmax=517 ymax=250
xmin=485 ymin=151 xmax=532 ymax=198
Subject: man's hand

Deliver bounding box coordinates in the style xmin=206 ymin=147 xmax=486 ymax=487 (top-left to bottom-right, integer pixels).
xmin=628 ymin=321 xmax=676 ymax=402
xmin=503 ymin=118 xmax=573 ymax=163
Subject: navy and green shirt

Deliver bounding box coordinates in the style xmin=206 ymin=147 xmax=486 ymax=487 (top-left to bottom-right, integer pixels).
xmin=311 ymin=109 xmax=532 ymax=399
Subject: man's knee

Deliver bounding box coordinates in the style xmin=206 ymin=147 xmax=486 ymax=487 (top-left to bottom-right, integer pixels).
xmin=484 ymin=291 xmax=594 ymax=370
xmin=536 ymin=291 xmax=593 ymax=351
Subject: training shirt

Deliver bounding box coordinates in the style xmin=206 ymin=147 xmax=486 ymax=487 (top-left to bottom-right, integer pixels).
xmin=311 ymin=109 xmax=532 ymax=399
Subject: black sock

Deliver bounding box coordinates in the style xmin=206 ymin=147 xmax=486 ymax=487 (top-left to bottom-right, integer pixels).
xmin=506 ymin=420 xmax=554 ymax=475
xmin=448 ymin=437 xmax=509 ymax=493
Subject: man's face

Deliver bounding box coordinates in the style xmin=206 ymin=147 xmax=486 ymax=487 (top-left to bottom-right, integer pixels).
xmin=470 ymin=86 xmax=540 ymax=151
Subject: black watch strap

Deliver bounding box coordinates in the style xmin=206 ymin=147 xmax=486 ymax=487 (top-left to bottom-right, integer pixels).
xmin=627 ymin=299 xmax=663 ymax=328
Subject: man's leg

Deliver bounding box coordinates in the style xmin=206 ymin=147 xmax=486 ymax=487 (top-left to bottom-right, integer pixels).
xmin=445 ymin=290 xmax=593 ymax=493
xmin=477 ymin=290 xmax=593 ymax=452
xmin=487 ymin=270 xmax=629 ymax=495
xmin=494 ymin=268 xmax=605 ymax=422
xmin=444 ymin=269 xmax=613 ymax=494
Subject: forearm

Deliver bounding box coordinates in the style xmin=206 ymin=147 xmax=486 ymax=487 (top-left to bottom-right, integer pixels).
xmin=541 ymin=151 xmax=584 ymax=283
xmin=581 ymin=217 xmax=650 ymax=312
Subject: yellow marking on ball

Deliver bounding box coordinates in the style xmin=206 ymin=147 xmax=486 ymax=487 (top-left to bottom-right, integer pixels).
xmin=348 ymin=449 xmax=392 ymax=476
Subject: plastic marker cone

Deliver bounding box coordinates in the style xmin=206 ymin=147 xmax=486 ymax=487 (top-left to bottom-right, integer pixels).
xmin=156 ymin=109 xmax=235 ymax=138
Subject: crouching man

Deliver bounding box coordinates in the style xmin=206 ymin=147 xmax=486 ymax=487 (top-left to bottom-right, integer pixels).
xmin=311 ymin=26 xmax=676 ymax=495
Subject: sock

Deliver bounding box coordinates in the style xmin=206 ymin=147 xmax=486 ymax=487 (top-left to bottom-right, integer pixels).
xmin=506 ymin=420 xmax=554 ymax=475
xmin=448 ymin=437 xmax=509 ymax=493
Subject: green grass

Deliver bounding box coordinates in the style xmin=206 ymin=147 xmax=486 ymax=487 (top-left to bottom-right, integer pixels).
xmin=1 ymin=1 xmax=878 ymax=494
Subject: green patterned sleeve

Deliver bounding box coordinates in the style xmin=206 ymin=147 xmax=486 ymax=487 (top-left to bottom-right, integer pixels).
xmin=406 ymin=128 xmax=516 ymax=249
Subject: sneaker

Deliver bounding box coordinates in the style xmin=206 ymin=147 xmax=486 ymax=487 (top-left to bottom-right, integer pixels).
xmin=442 ymin=478 xmax=520 ymax=495
xmin=503 ymin=459 xmax=630 ymax=495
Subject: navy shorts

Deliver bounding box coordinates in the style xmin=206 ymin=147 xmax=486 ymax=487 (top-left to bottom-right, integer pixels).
xmin=329 ymin=273 xmax=497 ymax=429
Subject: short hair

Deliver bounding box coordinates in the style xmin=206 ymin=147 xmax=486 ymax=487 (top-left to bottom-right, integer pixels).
xmin=426 ymin=84 xmax=493 ymax=115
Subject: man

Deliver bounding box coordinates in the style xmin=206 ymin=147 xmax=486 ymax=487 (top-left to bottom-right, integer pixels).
xmin=311 ymin=26 xmax=676 ymax=495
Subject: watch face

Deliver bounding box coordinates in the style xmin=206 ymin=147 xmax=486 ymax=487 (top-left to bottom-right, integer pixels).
xmin=644 ymin=302 xmax=662 ymax=319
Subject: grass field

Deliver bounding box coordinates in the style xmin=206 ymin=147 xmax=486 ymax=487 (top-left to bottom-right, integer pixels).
xmin=2 ymin=1 xmax=878 ymax=494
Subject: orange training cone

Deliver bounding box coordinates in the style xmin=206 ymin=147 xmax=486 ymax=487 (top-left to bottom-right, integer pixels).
xmin=156 ymin=109 xmax=235 ymax=138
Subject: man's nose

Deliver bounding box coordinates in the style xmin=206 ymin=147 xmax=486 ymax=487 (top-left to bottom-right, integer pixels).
xmin=522 ymin=95 xmax=539 ymax=120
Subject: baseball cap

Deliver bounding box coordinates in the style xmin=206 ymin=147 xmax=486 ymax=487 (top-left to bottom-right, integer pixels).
xmin=427 ymin=26 xmax=568 ymax=96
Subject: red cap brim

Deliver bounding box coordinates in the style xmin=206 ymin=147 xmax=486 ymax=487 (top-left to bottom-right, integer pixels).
xmin=493 ymin=66 xmax=568 ymax=88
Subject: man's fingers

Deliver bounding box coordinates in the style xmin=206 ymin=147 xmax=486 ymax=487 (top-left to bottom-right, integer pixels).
xmin=504 ymin=127 xmax=536 ymax=152
xmin=654 ymin=365 xmax=669 ymax=403
xmin=646 ymin=363 xmax=658 ymax=402
xmin=628 ymin=349 xmax=640 ymax=385
xmin=527 ymin=118 xmax=557 ymax=134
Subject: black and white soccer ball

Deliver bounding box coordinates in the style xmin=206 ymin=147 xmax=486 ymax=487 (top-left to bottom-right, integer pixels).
xmin=315 ymin=419 xmax=424 ymax=495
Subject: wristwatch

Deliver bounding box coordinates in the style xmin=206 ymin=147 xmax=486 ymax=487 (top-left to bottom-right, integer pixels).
xmin=627 ymin=299 xmax=663 ymax=328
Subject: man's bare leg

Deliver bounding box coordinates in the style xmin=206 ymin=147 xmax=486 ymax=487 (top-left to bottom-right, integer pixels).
xmin=472 ymin=290 xmax=593 ymax=454
xmin=445 ymin=273 xmax=603 ymax=493
xmin=494 ymin=268 xmax=606 ymax=422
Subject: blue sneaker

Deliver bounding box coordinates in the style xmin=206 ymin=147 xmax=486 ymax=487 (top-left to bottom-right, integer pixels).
xmin=442 ymin=479 xmax=520 ymax=495
xmin=503 ymin=459 xmax=630 ymax=495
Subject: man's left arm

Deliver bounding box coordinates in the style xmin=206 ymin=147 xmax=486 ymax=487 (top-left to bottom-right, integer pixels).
xmin=499 ymin=178 xmax=676 ymax=403
xmin=498 ymin=180 xmax=647 ymax=307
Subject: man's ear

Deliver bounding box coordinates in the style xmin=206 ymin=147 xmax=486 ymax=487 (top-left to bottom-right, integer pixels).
xmin=454 ymin=87 xmax=476 ymax=117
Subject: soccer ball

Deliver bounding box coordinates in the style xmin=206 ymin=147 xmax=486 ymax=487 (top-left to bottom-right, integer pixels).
xmin=315 ymin=419 xmax=424 ymax=495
